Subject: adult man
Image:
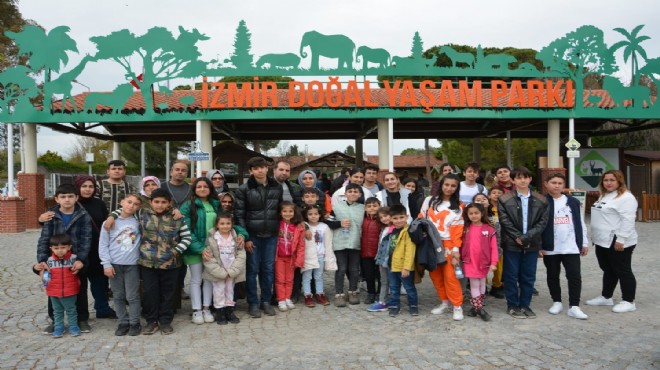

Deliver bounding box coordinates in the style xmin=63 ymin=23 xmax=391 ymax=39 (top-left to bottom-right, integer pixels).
xmin=161 ymin=160 xmax=191 ymax=219
xmin=98 ymin=160 xmax=136 ymax=212
xmin=459 ymin=162 xmax=487 ymax=205
xmin=273 ymin=160 xmax=302 ymax=206
xmin=494 ymin=164 xmax=515 ymax=193
xmin=234 ymin=157 xmax=283 ymax=318
xmin=363 ymin=164 xmax=383 ymax=195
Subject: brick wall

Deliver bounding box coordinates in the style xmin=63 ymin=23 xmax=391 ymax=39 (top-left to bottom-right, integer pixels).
xmin=0 ymin=197 xmax=26 ymax=233
xmin=18 ymin=173 xmax=45 ymax=229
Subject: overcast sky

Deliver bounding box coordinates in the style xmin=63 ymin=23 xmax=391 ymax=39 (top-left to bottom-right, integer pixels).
xmin=17 ymin=0 xmax=660 ymax=157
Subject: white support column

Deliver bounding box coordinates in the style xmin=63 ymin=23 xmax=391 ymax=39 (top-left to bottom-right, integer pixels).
xmin=198 ymin=119 xmax=213 ymax=173
xmin=140 ymin=142 xmax=146 ymax=177
xmin=7 ymin=123 xmax=15 ymax=196
xmin=112 ymin=142 xmax=121 ymax=160
xmin=548 ymin=119 xmax=561 ymax=168
xmin=569 ymin=118 xmax=576 ymax=189
xmin=377 ymin=118 xmax=393 ymax=171
xmin=23 ymin=123 xmax=38 ymax=173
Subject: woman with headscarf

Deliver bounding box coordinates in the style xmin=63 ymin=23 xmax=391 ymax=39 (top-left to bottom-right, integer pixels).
xmin=206 ymin=169 xmax=231 ymax=195
xmin=139 ymin=175 xmax=161 ymax=212
xmin=297 ymin=169 xmax=327 ymax=215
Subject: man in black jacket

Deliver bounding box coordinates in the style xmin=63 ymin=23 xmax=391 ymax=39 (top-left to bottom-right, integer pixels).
xmin=234 ymin=157 xmax=283 ymax=318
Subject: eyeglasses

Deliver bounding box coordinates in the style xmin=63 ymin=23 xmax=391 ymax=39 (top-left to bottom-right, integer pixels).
xmin=212 ymin=177 xmax=224 ymax=181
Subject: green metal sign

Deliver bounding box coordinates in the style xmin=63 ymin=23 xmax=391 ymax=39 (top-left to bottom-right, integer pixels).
xmin=0 ymin=22 xmax=658 ymax=122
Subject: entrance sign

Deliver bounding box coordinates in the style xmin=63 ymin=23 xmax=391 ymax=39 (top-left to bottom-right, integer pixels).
xmin=1 ymin=23 xmax=659 ymax=123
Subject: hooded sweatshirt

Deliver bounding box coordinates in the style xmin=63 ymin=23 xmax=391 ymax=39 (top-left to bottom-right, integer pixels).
xmin=206 ymin=169 xmax=230 ymax=194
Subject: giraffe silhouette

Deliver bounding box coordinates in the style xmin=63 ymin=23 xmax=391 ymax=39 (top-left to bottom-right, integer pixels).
xmin=44 ymin=54 xmax=95 ymax=113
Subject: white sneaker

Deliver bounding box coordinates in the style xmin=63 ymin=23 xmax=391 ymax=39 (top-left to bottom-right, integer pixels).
xmin=202 ymin=309 xmax=215 ymax=323
xmin=548 ymin=302 xmax=563 ymax=315
xmin=278 ymin=301 xmax=288 ymax=312
xmin=191 ymin=311 xmax=204 ymax=324
xmin=586 ymin=296 xmax=614 ymax=306
xmin=285 ymin=299 xmax=296 ymax=309
xmin=431 ymin=302 xmax=449 ymax=315
xmin=567 ymin=306 xmax=588 ymax=319
xmin=453 ymin=307 xmax=464 ymax=321
xmin=612 ymin=301 xmax=636 ymax=313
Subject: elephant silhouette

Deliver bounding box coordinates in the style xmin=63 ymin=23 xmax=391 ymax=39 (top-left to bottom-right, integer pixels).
xmin=300 ymin=31 xmax=355 ymax=71
xmin=256 ymin=53 xmax=301 ymax=70
xmin=356 ymin=46 xmax=390 ymax=70
xmin=84 ymin=84 xmax=135 ymax=114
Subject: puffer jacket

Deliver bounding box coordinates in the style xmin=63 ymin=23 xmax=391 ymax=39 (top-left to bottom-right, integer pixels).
xmin=138 ymin=208 xmax=191 ymax=269
xmin=360 ymin=214 xmax=380 ymax=258
xmin=36 ymin=204 xmax=92 ymax=264
xmin=234 ymin=176 xmax=283 ymax=238
xmin=202 ymin=228 xmax=247 ymax=283
xmin=498 ymin=190 xmax=549 ymax=252
xmin=45 ymin=251 xmax=80 ymax=298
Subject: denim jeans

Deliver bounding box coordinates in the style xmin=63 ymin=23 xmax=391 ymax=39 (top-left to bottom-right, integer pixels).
xmin=387 ymin=270 xmax=418 ymax=309
xmin=302 ymin=256 xmax=325 ymax=295
xmin=246 ymin=236 xmax=277 ymax=306
xmin=109 ymin=264 xmax=142 ymax=326
xmin=503 ymin=249 xmax=538 ymax=308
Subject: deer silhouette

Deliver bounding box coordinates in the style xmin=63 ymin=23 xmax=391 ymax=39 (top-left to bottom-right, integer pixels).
xmin=45 ymin=54 xmax=95 ymax=112
xmin=589 ymin=161 xmax=603 ymax=176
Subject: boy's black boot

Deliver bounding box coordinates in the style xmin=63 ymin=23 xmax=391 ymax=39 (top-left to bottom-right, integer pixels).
xmin=215 ymin=308 xmax=228 ymax=325
xmin=225 ymin=306 xmax=240 ymax=324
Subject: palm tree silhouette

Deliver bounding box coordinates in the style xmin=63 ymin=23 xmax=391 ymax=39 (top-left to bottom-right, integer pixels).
xmin=611 ymin=25 xmax=650 ymax=86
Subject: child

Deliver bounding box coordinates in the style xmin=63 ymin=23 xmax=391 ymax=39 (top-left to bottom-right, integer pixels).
xmin=361 ymin=197 xmax=382 ymax=304
xmin=368 ymin=207 xmax=394 ymax=312
xmin=486 ymin=186 xmax=505 ymax=299
xmin=99 ymin=194 xmax=143 ymax=336
xmin=35 ymin=183 xmax=92 ymax=334
xmin=139 ymin=189 xmax=192 ymax=335
xmin=298 ymin=170 xmax=328 ymax=216
xmin=459 ymin=162 xmax=487 ymax=205
xmin=420 ymin=173 xmax=465 ymax=321
xmin=472 ymin=193 xmax=490 ymax=210
xmin=301 ymin=205 xmax=336 ymax=307
xmin=202 ymin=213 xmax=246 ymax=324
xmin=498 ymin=167 xmax=548 ymax=319
xmin=384 ymin=205 xmax=418 ymax=316
xmin=275 ymin=201 xmax=306 ymax=311
xmin=541 ymin=173 xmax=589 ymax=320
xmin=461 ymin=203 xmax=498 ymax=321
xmin=42 ymin=234 xmax=82 ymax=338
xmin=326 ymin=183 xmax=365 ymax=307
xmin=302 ymin=187 xmax=325 ymax=218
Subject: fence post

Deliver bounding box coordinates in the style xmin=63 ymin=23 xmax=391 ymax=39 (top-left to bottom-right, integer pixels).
xmin=642 ymin=191 xmax=648 ymax=222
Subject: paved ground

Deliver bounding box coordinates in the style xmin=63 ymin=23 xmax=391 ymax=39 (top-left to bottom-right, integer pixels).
xmin=1 ymin=221 xmax=659 ymax=370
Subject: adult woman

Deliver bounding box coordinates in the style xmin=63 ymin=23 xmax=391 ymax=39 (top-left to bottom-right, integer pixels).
xmin=298 ymin=169 xmax=327 ymax=215
xmin=206 ymin=169 xmax=231 ymax=195
xmin=375 ymin=172 xmax=411 ymax=221
xmin=180 ymin=177 xmax=221 ymax=324
xmin=330 ymin=168 xmax=374 ymax=206
xmin=402 ymin=178 xmax=424 ymax=221
xmin=419 ymin=173 xmax=465 ymax=321
xmin=586 ymin=170 xmax=638 ymax=313
xmin=139 ymin=176 xmax=161 ymax=212
xmin=431 ymin=163 xmax=455 ymax=197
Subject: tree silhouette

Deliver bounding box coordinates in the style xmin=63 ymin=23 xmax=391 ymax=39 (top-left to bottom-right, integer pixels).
xmin=611 ymin=25 xmax=650 ymax=86
xmin=411 ymin=32 xmax=423 ymax=59
xmin=537 ymin=25 xmax=617 ymax=111
xmin=90 ymin=26 xmax=209 ymax=113
xmin=226 ymin=20 xmax=254 ymax=69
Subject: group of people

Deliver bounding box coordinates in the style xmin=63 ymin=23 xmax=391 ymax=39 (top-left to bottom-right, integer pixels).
xmin=33 ymin=157 xmax=639 ymax=338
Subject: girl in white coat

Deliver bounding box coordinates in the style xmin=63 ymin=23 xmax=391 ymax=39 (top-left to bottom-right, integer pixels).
xmin=301 ymin=205 xmax=337 ymax=307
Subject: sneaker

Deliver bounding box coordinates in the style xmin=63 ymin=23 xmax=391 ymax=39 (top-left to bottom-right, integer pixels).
xmin=348 ymin=291 xmax=360 ymax=305
xmin=453 ymin=307 xmax=464 ymax=321
xmin=142 ymin=322 xmax=159 ymax=335
xmin=567 ymin=306 xmax=589 ymax=319
xmin=78 ymin=321 xmax=91 ymax=333
xmin=192 ymin=311 xmax=204 ymax=324
xmin=508 ymin=306 xmax=527 ymax=319
xmin=304 ymin=295 xmax=316 ymax=308
xmin=334 ymin=293 xmax=347 ymax=307
xmin=364 ymin=293 xmax=376 ymax=305
xmin=521 ymin=306 xmax=537 ymax=319
xmin=114 ymin=323 xmax=130 ymax=336
xmin=202 ymin=309 xmax=215 ymax=323
xmin=42 ymin=323 xmax=54 ymax=335
xmin=248 ymin=304 xmax=262 ymax=318
xmin=532 ymin=288 xmax=539 ymax=296
xmin=52 ymin=325 xmax=65 ymax=338
xmin=612 ymin=301 xmax=636 ymax=313
xmin=128 ymin=324 xmax=142 ymax=336
xmin=548 ymin=302 xmax=563 ymax=315
xmin=431 ymin=302 xmax=449 ymax=315
xmin=160 ymin=324 xmax=173 ymax=335
xmin=278 ymin=301 xmax=288 ymax=312
xmin=367 ymin=302 xmax=388 ymax=312
xmin=586 ymin=296 xmax=614 ymax=306
xmin=477 ymin=308 xmax=492 ymax=321
xmin=467 ymin=307 xmax=478 ymax=317
xmin=68 ymin=325 xmax=81 ymax=337
xmin=216 ymin=308 xmax=228 ymax=325
xmin=315 ymin=293 xmax=330 ymax=306
xmin=225 ymin=307 xmax=240 ymax=324
xmin=261 ymin=302 xmax=277 ymax=316
xmin=389 ymin=307 xmax=400 ymax=317
xmin=285 ymin=299 xmax=296 ymax=309
xmin=489 ymin=286 xmax=505 ymax=299
xmin=409 ymin=306 xmax=419 ymax=316
xmin=96 ymin=309 xmax=117 ymax=319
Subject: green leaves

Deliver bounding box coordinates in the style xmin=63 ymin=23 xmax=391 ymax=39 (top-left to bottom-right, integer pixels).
xmin=6 ymin=25 xmax=78 ymax=72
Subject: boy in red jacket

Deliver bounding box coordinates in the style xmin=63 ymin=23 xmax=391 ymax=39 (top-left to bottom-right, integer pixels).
xmin=40 ymin=234 xmax=82 ymax=338
xmin=361 ymin=197 xmax=382 ymax=304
